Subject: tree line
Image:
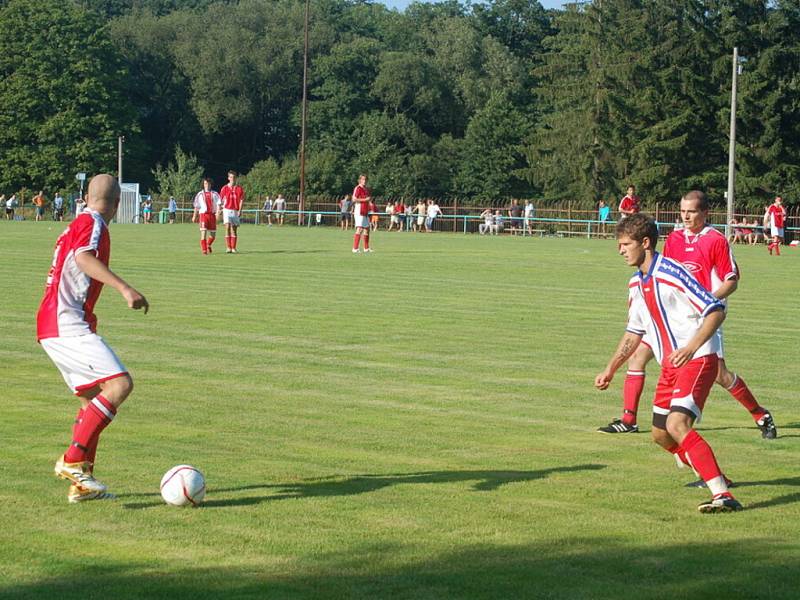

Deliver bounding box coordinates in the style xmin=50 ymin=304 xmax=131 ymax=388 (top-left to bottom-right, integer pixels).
xmin=0 ymin=0 xmax=797 ymax=209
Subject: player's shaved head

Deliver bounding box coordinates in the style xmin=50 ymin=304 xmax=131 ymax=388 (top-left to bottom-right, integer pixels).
xmin=87 ymin=174 xmax=121 ymax=222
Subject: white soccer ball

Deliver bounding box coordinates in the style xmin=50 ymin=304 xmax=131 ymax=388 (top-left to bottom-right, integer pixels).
xmin=160 ymin=465 xmax=206 ymax=507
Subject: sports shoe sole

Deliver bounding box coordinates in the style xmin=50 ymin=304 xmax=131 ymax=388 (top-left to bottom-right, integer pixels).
xmin=698 ymin=501 xmax=743 ymax=513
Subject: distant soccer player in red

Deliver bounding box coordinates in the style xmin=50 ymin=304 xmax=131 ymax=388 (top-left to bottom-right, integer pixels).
xmin=767 ymin=196 xmax=787 ymax=255
xmin=38 ymin=174 xmax=149 ymax=503
xmin=618 ymin=185 xmax=641 ymax=219
xmin=352 ymin=174 xmax=373 ymax=253
xmin=192 ymin=177 xmax=221 ymax=255
xmin=220 ymin=170 xmax=245 ymax=253
xmin=598 ymin=191 xmax=776 ymax=441
xmin=596 ymin=213 xmax=742 ymax=512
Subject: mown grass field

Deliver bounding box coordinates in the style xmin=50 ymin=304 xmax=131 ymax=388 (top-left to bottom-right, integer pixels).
xmin=1 ymin=221 xmax=798 ymax=599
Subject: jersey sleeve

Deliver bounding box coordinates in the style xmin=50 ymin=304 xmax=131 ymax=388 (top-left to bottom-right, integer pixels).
xmin=626 ymin=287 xmax=647 ymax=336
xmin=711 ymin=236 xmax=737 ymax=282
xmin=193 ymin=192 xmax=202 ymax=209
xmin=73 ymin=215 xmax=104 ymax=256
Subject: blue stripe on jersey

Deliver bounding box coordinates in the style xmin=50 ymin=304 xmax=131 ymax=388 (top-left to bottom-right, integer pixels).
xmin=655 ymin=255 xmax=723 ymax=313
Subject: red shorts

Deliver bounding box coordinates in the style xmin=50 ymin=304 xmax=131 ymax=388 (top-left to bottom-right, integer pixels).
xmin=199 ymin=213 xmax=216 ymax=231
xmin=652 ymin=354 xmax=718 ymax=429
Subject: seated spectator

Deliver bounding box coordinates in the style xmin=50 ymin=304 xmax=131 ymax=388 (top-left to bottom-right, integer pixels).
xmin=479 ymin=208 xmax=493 ymax=235
xmin=728 ymin=218 xmax=743 ymax=244
xmin=740 ymin=217 xmax=754 ymax=245
xmin=492 ymin=210 xmax=504 ymax=235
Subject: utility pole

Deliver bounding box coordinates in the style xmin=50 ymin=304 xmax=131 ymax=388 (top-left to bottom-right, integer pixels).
xmin=118 ymin=136 xmax=125 ymax=185
xmin=298 ymin=0 xmax=310 ymax=226
xmin=726 ymin=48 xmax=738 ymax=238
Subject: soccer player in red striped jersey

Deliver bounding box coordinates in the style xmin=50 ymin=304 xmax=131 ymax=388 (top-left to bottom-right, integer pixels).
xmin=598 ymin=190 xmax=776 ymax=440
xmin=352 ymin=174 xmax=373 ymax=253
xmin=192 ymin=177 xmax=222 ymax=254
xmin=220 ymin=170 xmax=245 ymax=253
xmin=596 ymin=214 xmax=742 ymax=512
xmin=37 ymin=174 xmax=149 ymax=503
xmin=766 ymin=196 xmax=787 ymax=255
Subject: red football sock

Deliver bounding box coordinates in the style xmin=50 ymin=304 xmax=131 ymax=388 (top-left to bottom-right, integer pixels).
xmin=363 ymin=235 xmax=370 ymax=250
xmin=233 ymin=236 xmax=238 ymax=249
xmin=666 ymin=443 xmax=691 ymax=467
xmin=680 ymin=430 xmax=723 ymax=483
xmin=775 ymin=243 xmax=781 ymax=255
xmin=727 ymin=375 xmax=765 ymax=420
xmin=353 ymin=233 xmax=361 ymax=250
xmin=200 ymin=239 xmax=208 ymax=253
xmin=64 ymin=396 xmax=116 ymax=463
xmin=622 ymin=370 xmax=645 ymax=425
xmin=72 ymin=407 xmax=84 ymax=440
xmin=225 ymin=236 xmax=232 ymax=250
xmin=208 ymin=236 xmax=215 ymax=247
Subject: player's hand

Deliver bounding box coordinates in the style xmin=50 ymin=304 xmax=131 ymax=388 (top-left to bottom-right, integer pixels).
xmin=668 ymin=346 xmax=695 ymax=368
xmin=122 ymin=286 xmax=149 ymax=314
xmin=595 ymin=371 xmax=613 ymax=390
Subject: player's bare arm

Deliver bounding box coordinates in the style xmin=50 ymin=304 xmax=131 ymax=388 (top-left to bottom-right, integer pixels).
xmin=668 ymin=308 xmax=725 ymax=368
xmin=595 ymin=331 xmax=642 ymax=390
xmin=75 ymin=251 xmax=149 ymax=314
xmin=712 ymin=278 xmax=738 ymax=300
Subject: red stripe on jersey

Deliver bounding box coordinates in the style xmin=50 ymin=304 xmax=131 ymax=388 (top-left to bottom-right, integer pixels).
xmin=641 ymin=281 xmax=674 ymax=359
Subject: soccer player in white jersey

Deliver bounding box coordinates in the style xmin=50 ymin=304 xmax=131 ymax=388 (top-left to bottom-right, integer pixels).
xmin=192 ymin=177 xmax=222 ymax=254
xmin=595 ymin=214 xmax=742 ymax=512
xmin=37 ymin=174 xmax=149 ymax=503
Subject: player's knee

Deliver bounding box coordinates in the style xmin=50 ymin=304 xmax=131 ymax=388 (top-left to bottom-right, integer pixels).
xmin=715 ymin=365 xmax=734 ymax=388
xmin=651 ymin=427 xmax=672 ymax=448
xmin=665 ymin=413 xmax=692 ymax=442
xmin=101 ymin=374 xmax=134 ymax=406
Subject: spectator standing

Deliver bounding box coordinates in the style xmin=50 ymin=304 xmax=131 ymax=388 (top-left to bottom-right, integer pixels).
xmin=369 ymin=199 xmax=379 ymax=231
xmin=414 ymin=200 xmax=426 ymax=232
xmin=339 ymin=195 xmax=351 ymax=230
xmin=262 ymin=196 xmax=274 ymax=227
xmin=385 ymin=201 xmax=396 ymax=231
xmin=479 ymin=208 xmax=494 ymax=235
xmin=524 ymin=200 xmax=536 ymax=235
xmin=220 ymin=171 xmax=245 ymax=252
xmin=767 ymin=196 xmax=787 ymax=255
xmin=425 ymin=199 xmax=442 ymax=232
xmin=404 ymin=202 xmax=413 ymax=232
xmin=492 ymin=210 xmax=504 ymax=235
xmin=598 ymin=200 xmax=611 ymax=236
xmin=168 ymin=196 xmax=177 ymax=224
xmin=53 ymin=193 xmax=65 ymax=221
xmin=618 ymin=185 xmax=641 ymax=220
xmin=508 ymin=199 xmax=523 ymax=234
xmin=141 ymin=198 xmax=153 ymax=224
xmin=274 ymin=194 xmax=286 ymax=225
xmin=33 ymin=191 xmax=47 ymax=221
xmin=395 ymin=200 xmax=405 ymax=231
xmin=3 ymin=194 xmax=15 ymax=220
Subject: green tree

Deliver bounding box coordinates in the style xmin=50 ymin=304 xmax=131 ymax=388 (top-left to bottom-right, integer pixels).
xmin=152 ymin=146 xmax=204 ymax=200
xmin=0 ymin=0 xmax=137 ymax=192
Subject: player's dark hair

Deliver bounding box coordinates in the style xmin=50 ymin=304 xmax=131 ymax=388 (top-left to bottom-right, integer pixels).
xmin=682 ymin=190 xmax=708 ymax=211
xmin=228 ymin=170 xmax=237 ymax=177
xmin=203 ymin=177 xmax=213 ymax=186
xmin=616 ymin=213 xmax=659 ymax=249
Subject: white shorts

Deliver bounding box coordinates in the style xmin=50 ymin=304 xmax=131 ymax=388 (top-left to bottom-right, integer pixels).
xmin=771 ymin=226 xmax=784 ymax=238
xmin=223 ymin=209 xmax=241 ymax=226
xmin=354 ymin=215 xmax=369 ymax=229
xmin=41 ymin=334 xmax=127 ymax=395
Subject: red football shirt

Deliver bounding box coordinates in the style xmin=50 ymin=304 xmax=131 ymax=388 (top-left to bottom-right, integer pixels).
xmin=768 ymin=204 xmax=786 ymax=228
xmin=619 ymin=194 xmax=641 ymax=214
xmin=37 ymin=210 xmax=110 ymax=340
xmin=663 ymin=226 xmax=737 ymax=294
xmin=220 ymin=184 xmax=244 ymax=211
xmin=353 ymin=184 xmax=371 ymax=217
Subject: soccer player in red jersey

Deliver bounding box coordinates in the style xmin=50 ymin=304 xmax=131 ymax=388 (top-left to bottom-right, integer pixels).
xmin=618 ymin=185 xmax=641 ymax=219
xmin=596 ymin=214 xmax=742 ymax=512
xmin=220 ymin=170 xmax=245 ymax=253
xmin=37 ymin=174 xmax=149 ymax=503
xmin=766 ymin=196 xmax=787 ymax=255
xmin=599 ymin=191 xmax=777 ymax=440
xmin=192 ymin=177 xmax=222 ymax=254
xmin=352 ymin=174 xmax=373 ymax=253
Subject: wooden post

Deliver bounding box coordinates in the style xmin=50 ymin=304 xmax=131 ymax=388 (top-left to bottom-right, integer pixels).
xmin=453 ymin=197 xmax=458 ymax=233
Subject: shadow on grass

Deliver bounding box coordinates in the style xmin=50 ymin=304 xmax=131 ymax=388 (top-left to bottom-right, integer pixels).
xmin=122 ymin=465 xmax=606 ymax=509
xmin=4 ymin=538 xmax=800 ymax=599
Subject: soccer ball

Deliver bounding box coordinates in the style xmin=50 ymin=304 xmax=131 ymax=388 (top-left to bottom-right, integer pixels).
xmin=160 ymin=465 xmax=206 ymax=507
